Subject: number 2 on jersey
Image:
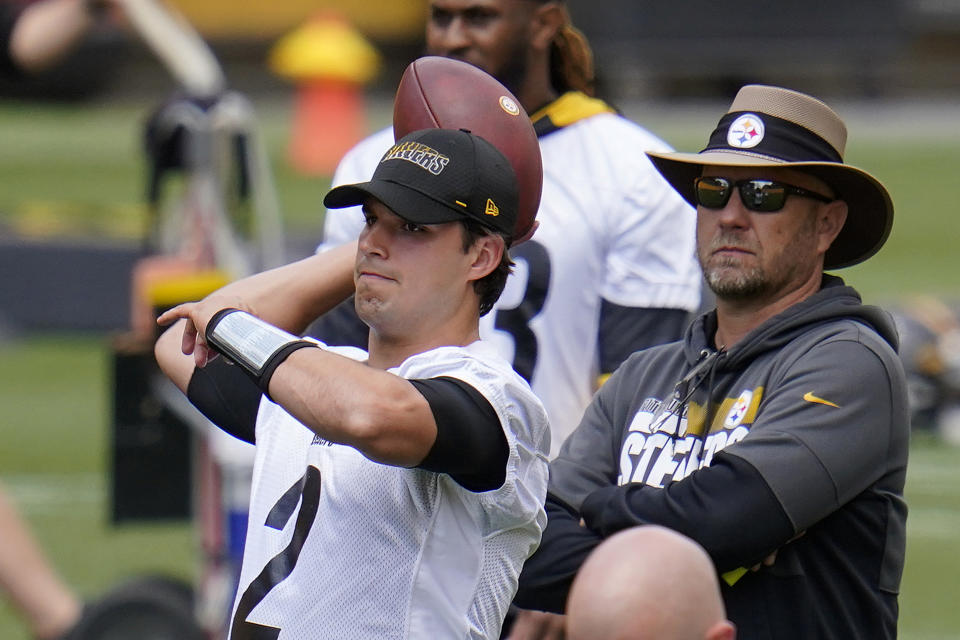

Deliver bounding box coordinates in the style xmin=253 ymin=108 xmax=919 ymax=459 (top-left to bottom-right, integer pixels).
xmin=231 ymin=466 xmax=321 ymax=640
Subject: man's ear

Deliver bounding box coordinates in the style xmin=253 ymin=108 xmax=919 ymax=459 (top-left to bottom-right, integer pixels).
xmin=468 ymin=234 xmax=504 ymax=282
xmin=706 ymin=620 xmax=737 ymax=640
xmin=529 ymin=2 xmax=566 ymax=51
xmin=817 ymin=199 xmax=848 ymax=255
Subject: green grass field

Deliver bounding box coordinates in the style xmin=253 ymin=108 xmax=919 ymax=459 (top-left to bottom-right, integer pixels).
xmin=1 ymin=97 xmax=959 ymax=638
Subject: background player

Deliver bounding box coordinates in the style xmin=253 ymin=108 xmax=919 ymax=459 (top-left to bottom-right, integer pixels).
xmin=0 ymin=486 xmax=83 ymax=640
xmin=1 ymin=2 xmax=120 ymax=637
xmin=1 ymin=0 xmax=113 ymax=75
xmin=155 ymin=128 xmax=550 ymax=639
xmin=313 ymin=0 xmax=701 ymax=458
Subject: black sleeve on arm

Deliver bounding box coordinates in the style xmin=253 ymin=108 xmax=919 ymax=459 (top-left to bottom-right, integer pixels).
xmin=186 ymin=357 xmax=262 ymax=445
xmin=513 ymin=493 xmax=604 ymax=613
xmin=305 ymin=297 xmax=369 ymax=348
xmin=598 ymin=302 xmax=690 ymax=372
xmin=579 ymin=452 xmax=794 ymax=572
xmin=409 ymin=377 xmax=508 ymax=493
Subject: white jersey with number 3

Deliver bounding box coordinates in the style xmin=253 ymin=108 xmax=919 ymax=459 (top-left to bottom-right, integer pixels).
xmin=228 ymin=341 xmax=550 ymax=640
xmin=321 ymin=94 xmax=700 ymax=457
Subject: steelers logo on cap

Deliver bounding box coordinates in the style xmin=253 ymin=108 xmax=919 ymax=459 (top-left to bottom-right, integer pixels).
xmin=499 ymin=96 xmax=520 ymax=116
xmin=727 ymin=113 xmax=765 ymax=149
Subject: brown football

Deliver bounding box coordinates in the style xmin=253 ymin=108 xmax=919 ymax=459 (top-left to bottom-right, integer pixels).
xmin=393 ymin=56 xmax=542 ymax=241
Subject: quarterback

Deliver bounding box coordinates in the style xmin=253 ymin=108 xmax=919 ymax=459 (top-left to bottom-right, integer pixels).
xmin=156 ymin=129 xmax=549 ymax=639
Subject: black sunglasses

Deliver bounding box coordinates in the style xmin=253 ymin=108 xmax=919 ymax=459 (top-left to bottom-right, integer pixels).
xmin=693 ymin=176 xmax=834 ymax=213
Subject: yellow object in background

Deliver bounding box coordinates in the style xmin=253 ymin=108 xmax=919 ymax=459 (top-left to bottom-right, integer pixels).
xmin=145 ymin=269 xmax=232 ymax=310
xmin=165 ymin=0 xmax=427 ymax=42
xmin=268 ymin=14 xmax=381 ymax=84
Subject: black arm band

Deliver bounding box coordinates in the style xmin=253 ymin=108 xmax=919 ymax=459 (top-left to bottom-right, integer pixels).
xmin=410 ymin=376 xmax=508 ymax=492
xmin=257 ymin=340 xmax=319 ymax=399
xmin=205 ymin=308 xmax=319 ymax=399
xmin=187 ymin=357 xmax=261 ymax=444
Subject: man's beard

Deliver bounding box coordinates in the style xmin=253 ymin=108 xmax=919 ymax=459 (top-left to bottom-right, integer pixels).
xmin=702 ymin=257 xmax=768 ymax=300
xmin=432 ymin=43 xmax=528 ymax=98
xmin=699 ymin=217 xmax=818 ymax=302
xmin=492 ymin=50 xmax=528 ymax=98
xmin=698 ymin=231 xmax=767 ymax=300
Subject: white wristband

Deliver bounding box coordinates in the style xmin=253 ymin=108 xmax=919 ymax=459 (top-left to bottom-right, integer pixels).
xmin=205 ymin=309 xmax=319 ymax=396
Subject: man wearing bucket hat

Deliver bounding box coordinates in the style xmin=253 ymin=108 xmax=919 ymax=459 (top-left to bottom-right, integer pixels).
xmin=511 ymin=85 xmax=908 ymax=639
xmin=154 ymin=127 xmax=550 ymax=639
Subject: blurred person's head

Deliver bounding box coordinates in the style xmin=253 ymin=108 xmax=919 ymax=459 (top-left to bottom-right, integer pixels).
xmin=566 ymin=526 xmax=736 ymax=640
xmin=425 ymin=0 xmax=595 ymax=110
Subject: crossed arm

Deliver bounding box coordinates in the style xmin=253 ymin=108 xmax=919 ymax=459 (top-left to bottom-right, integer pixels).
xmin=515 ymin=337 xmax=902 ymax=615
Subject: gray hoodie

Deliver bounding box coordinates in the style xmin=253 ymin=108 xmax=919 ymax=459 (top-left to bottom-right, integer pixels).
xmin=516 ymin=275 xmax=909 ymax=639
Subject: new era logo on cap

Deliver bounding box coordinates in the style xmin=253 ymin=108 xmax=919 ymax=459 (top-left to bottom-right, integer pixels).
xmin=323 ymin=128 xmax=519 ymax=238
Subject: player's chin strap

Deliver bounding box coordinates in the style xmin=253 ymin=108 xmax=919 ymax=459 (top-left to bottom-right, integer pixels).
xmin=205 ymin=308 xmax=320 ymax=401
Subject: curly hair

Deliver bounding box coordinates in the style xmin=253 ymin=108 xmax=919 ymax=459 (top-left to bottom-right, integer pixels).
xmin=536 ymin=0 xmax=596 ymax=96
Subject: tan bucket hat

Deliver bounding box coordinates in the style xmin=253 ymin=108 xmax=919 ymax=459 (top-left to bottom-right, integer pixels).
xmin=646 ymin=85 xmax=893 ymax=269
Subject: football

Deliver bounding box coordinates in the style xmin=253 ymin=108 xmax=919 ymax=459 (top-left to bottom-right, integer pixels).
xmin=393 ymin=56 xmax=542 ymax=241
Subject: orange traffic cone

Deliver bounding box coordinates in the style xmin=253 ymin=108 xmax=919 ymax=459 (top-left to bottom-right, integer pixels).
xmin=269 ymin=14 xmax=381 ymax=176
xmin=286 ymin=79 xmax=368 ymax=176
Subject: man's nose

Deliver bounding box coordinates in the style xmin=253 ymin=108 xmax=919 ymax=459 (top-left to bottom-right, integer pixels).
xmin=359 ymin=221 xmax=389 ymax=257
xmin=713 ymin=188 xmax=753 ymax=228
xmin=430 ymin=17 xmax=471 ymax=54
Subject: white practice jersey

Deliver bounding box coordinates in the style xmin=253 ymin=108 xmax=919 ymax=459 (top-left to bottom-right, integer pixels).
xmin=229 ymin=340 xmax=550 ymax=640
xmin=320 ymin=93 xmax=700 ymax=457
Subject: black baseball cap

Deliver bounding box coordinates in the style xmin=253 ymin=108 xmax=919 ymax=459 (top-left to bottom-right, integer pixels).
xmin=324 ymin=128 xmax=518 ymax=239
